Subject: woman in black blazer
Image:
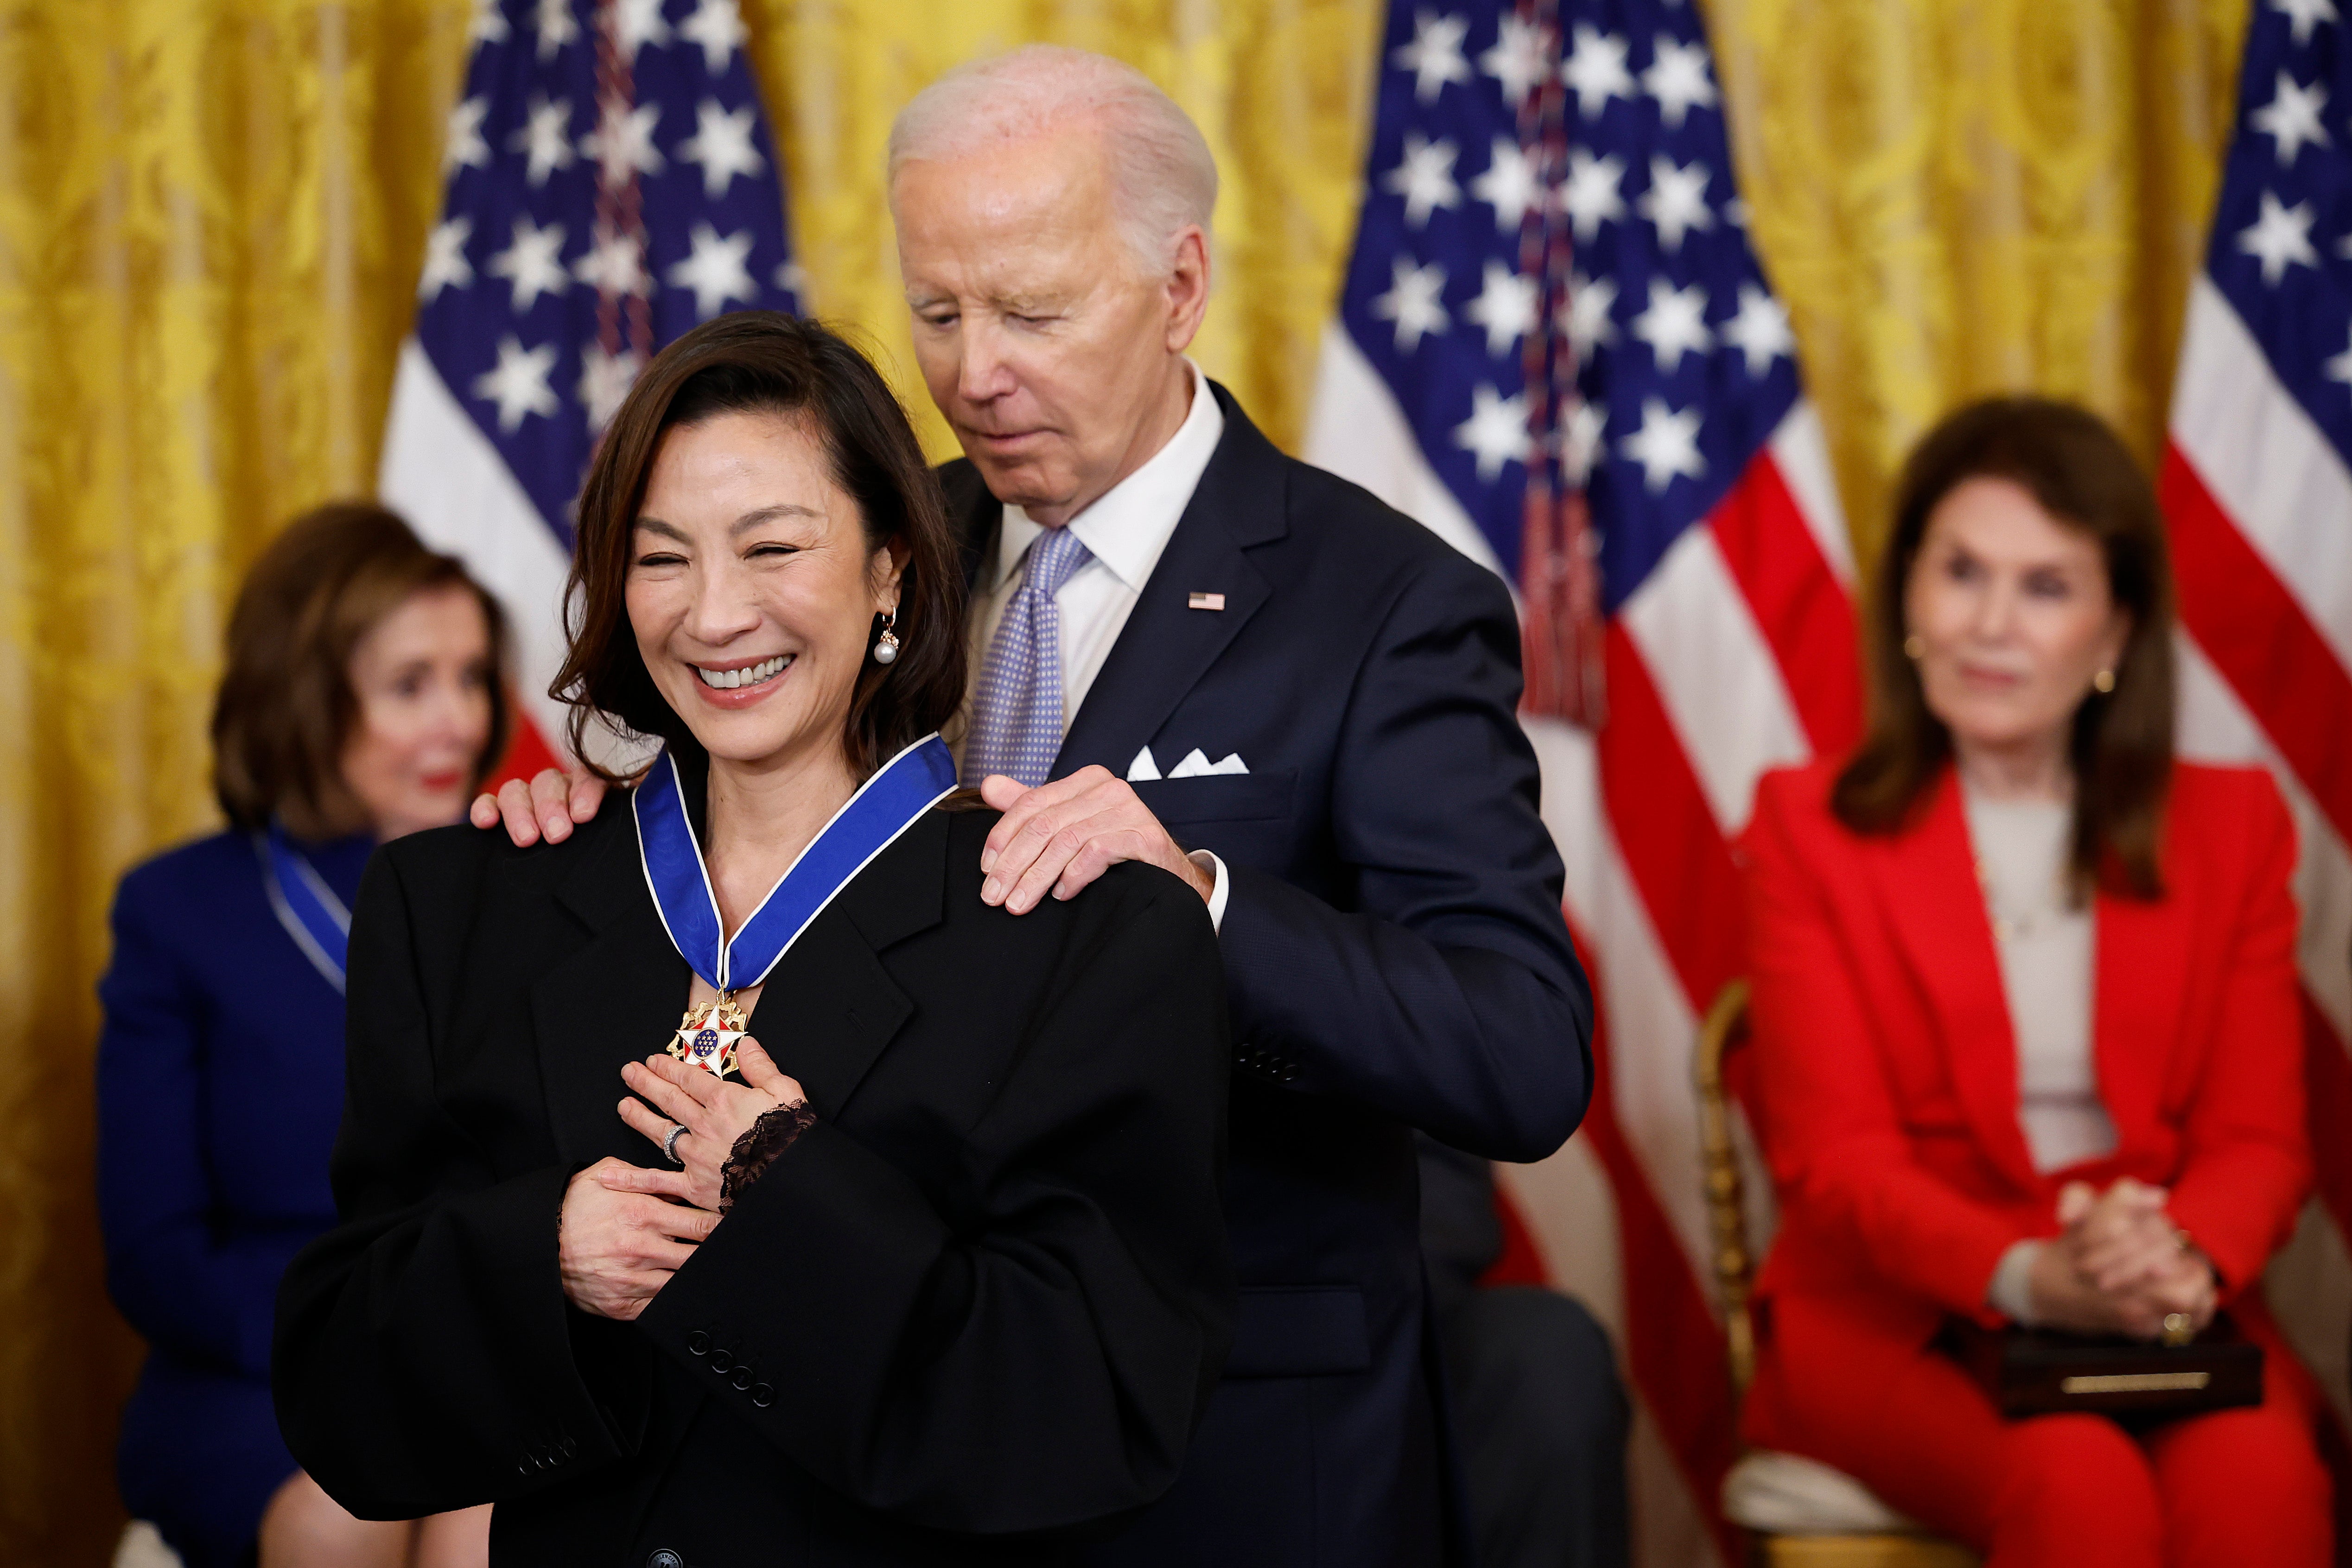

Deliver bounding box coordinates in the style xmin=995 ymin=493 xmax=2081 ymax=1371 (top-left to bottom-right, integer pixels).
xmin=273 ymin=313 xmax=1234 ymax=1567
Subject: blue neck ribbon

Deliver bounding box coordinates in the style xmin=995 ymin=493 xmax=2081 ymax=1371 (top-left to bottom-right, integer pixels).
xmin=632 ymin=733 xmax=958 ymax=992
xmin=256 ymin=823 xmax=355 ymax=994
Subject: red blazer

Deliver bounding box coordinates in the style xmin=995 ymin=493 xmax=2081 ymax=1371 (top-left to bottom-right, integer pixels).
xmin=1739 ymin=758 xmax=2311 ymax=1395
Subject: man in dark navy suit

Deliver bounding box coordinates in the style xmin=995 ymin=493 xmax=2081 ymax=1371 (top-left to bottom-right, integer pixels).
xmin=483 ymin=43 xmax=1593 ymax=1568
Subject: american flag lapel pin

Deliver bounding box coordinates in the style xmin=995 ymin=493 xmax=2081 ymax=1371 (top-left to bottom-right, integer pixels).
xmin=1188 ymin=591 xmax=1226 ymax=611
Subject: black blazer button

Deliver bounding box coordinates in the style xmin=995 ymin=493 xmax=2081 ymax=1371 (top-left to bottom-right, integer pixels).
xmin=731 ymin=1366 xmax=753 ymax=1390
xmin=751 ymin=1383 xmax=774 ymax=1408
xmin=1277 ymin=1062 xmax=1300 ymax=1083
xmin=686 ymin=1331 xmax=710 ymax=1357
xmin=648 ymin=1552 xmax=685 ymax=1568
xmin=708 ymin=1349 xmax=733 ymax=1374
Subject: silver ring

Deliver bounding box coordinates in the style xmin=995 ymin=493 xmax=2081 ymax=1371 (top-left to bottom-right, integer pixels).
xmin=663 ymin=1123 xmax=688 ymax=1165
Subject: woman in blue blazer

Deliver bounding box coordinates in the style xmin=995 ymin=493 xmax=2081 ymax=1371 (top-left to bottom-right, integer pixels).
xmin=97 ymin=503 xmax=509 ymax=1568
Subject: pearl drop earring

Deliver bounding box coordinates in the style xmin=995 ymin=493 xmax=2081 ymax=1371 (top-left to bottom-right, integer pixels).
xmin=872 ymin=608 xmax=901 ymax=666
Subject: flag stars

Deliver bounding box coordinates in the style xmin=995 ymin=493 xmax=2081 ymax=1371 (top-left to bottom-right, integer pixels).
xmin=1562 ymin=148 xmax=1626 ymax=241
xmin=1372 ymin=256 xmax=1450 ymax=352
xmin=488 ymin=216 xmax=571 ymax=311
xmin=444 ymin=95 xmax=489 ymax=174
xmin=510 ymin=95 xmax=576 ymax=187
xmin=1630 ymin=277 xmax=1711 ymax=372
xmin=1385 ymin=132 xmax=1462 ymax=228
xmin=533 ymin=0 xmax=578 ymax=59
xmin=681 ymin=0 xmax=750 ymax=73
xmin=467 ymin=0 xmax=509 ymax=45
xmin=1562 ymin=25 xmax=1634 ymax=119
xmin=1642 ymin=36 xmax=1719 ymax=129
xmin=584 ymin=99 xmax=667 ymax=187
xmin=1562 ymin=401 xmax=1608 ymax=487
xmin=2323 ymin=324 xmax=2352 ymax=400
xmin=1564 ymin=273 xmax=1618 ymax=366
xmin=1471 ymin=137 xmax=1542 ymax=231
xmin=580 ymin=344 xmax=644 ymax=433
xmin=1454 ymin=383 xmax=1531 ymax=481
xmin=2271 ymin=0 xmax=2338 ymax=45
xmin=2238 ymin=190 xmax=2319 ymax=284
xmin=1638 ymin=156 xmax=1715 ymax=251
xmin=1620 ymin=398 xmax=1706 ymax=492
xmin=2250 ymin=72 xmax=2330 ymax=165
xmin=1479 ymin=13 xmax=1550 ymax=105
xmin=1562 ymin=25 xmax=1637 ymax=120
xmin=418 ymin=216 xmax=474 ymax=303
xmin=1723 ymin=285 xmax=1796 ymax=376
xmin=668 ymin=222 xmax=758 ymax=317
xmin=1393 ymin=11 xmax=1472 ymax=102
xmin=680 ymin=99 xmax=765 ymax=198
xmin=1464 ymin=260 xmax=1539 ymax=357
xmin=574 ymin=223 xmax=649 ymax=297
xmin=615 ymin=0 xmax=672 ymax=59
xmin=473 ymin=336 xmax=561 ymax=431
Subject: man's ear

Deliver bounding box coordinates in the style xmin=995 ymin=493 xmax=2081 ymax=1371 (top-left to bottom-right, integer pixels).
xmin=1163 ymin=227 xmax=1210 ymax=355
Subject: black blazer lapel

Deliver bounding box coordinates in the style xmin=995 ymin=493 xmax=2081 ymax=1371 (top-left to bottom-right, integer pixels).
xmin=531 ymin=818 xmax=696 ymax=1169
xmin=745 ymin=809 xmax=952 ymax=1119
xmin=1055 ymin=386 xmax=1290 ymax=777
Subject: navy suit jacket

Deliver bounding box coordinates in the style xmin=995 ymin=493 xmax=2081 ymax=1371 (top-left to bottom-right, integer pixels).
xmin=946 ymin=383 xmax=1594 ymax=1567
xmin=97 ymin=828 xmax=373 ymax=1568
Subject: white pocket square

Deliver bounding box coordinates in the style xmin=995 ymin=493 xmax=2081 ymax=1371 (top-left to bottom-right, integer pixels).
xmin=1168 ymin=748 xmax=1248 ymax=779
xmin=1127 ymin=746 xmax=1249 ymax=781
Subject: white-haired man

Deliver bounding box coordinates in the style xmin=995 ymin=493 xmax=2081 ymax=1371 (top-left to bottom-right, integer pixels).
xmin=483 ymin=45 xmax=1593 ymax=1566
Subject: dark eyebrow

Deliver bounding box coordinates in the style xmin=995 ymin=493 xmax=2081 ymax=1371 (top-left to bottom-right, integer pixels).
xmin=733 ymin=504 xmax=821 ymax=532
xmin=632 ymin=505 xmax=822 ymax=541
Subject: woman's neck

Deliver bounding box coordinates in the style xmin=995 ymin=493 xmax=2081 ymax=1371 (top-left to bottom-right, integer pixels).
xmin=1952 ymin=731 xmax=2073 ymax=804
xmin=703 ymin=742 xmax=861 ymax=936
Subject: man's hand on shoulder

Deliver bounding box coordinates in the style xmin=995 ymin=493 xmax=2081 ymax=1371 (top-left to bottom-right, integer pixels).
xmin=470 ymin=767 xmax=608 ymax=847
xmin=979 ymin=767 xmax=1214 ymax=914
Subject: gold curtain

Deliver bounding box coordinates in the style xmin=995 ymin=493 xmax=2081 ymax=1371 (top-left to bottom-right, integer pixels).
xmin=0 ymin=0 xmax=2249 ymax=1560
xmin=1708 ymin=0 xmax=2250 ymax=568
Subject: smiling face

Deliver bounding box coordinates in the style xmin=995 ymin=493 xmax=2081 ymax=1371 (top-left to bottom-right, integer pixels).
xmin=624 ymin=411 xmax=903 ymax=777
xmin=892 ymin=125 xmax=1207 ymax=527
xmin=339 ymin=581 xmax=495 ymax=840
xmin=1904 ymin=475 xmax=2131 ymax=768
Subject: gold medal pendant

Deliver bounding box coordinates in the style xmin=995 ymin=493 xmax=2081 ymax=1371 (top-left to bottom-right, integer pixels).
xmin=669 ymin=992 xmax=749 ymax=1079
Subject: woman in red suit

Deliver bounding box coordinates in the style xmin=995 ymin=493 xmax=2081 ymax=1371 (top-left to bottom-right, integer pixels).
xmin=1741 ymin=397 xmax=2332 ymax=1568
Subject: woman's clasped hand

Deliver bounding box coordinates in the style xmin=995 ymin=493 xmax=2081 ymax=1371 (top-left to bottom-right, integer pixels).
xmin=559 ymin=1033 xmax=808 ymax=1321
xmin=2026 ymin=1177 xmax=2218 ymax=1341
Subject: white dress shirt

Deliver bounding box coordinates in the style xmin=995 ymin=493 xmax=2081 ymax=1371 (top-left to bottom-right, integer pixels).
xmin=964 ymin=362 xmax=1232 ymax=928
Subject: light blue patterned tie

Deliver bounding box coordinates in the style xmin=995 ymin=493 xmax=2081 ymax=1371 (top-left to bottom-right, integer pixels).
xmin=964 ymin=525 xmax=1095 ymax=787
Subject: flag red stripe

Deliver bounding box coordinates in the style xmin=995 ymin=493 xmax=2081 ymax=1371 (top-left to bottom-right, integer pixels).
xmin=1567 ymin=921 xmax=1742 ymax=1566
xmin=485 ymin=702 xmax=563 ymax=794
xmin=1598 ymin=623 xmax=1748 ymax=1011
xmin=2163 ymin=446 xmax=2352 ymax=848
xmin=1707 ymin=455 xmax=1864 ymax=759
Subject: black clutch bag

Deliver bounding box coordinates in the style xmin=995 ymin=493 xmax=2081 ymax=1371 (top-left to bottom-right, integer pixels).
xmin=1944 ymin=1314 xmax=2263 ymax=1420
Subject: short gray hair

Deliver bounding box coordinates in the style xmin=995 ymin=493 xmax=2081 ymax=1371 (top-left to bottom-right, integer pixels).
xmin=887 ymin=45 xmax=1218 ymax=278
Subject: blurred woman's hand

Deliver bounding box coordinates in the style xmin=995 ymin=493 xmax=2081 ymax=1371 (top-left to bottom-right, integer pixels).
xmin=470 ymin=766 xmax=606 ymax=845
xmin=2032 ymin=1178 xmax=2219 ymax=1340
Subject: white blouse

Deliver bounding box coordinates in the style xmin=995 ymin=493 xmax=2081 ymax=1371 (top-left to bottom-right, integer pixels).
xmin=1964 ymin=789 xmax=2118 ymax=1321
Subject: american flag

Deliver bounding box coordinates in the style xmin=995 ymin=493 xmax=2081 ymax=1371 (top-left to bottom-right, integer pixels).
xmin=1302 ymin=0 xmax=1860 ymax=1560
xmin=380 ymin=0 xmax=801 ymax=774
xmin=2163 ymin=0 xmax=2352 ymax=1449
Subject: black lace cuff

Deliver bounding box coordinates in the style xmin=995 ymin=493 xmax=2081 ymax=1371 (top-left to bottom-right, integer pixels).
xmin=720 ymin=1100 xmax=817 ymax=1213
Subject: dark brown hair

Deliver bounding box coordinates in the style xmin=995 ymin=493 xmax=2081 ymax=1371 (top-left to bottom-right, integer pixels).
xmin=1832 ymin=396 xmax=2176 ymax=898
xmin=212 ymin=502 xmax=509 ymax=837
xmin=555 ymin=311 xmax=968 ymax=781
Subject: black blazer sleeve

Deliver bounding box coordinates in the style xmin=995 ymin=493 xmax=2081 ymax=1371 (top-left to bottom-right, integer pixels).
xmin=634 ymin=860 xmax=1233 ymax=1535
xmin=273 ymin=847 xmax=648 ymax=1519
xmin=1218 ymin=538 xmax=1592 ymax=1162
